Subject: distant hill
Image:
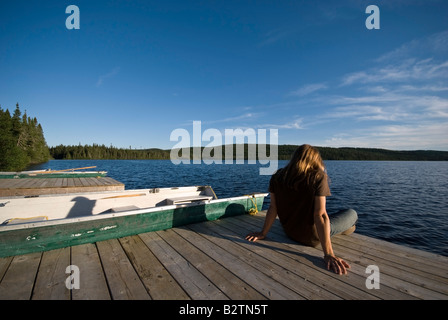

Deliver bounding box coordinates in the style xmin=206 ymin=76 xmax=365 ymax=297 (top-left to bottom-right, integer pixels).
xmin=279 ymin=145 xmax=448 ymax=161
xmin=50 ymin=143 xmax=448 ymax=161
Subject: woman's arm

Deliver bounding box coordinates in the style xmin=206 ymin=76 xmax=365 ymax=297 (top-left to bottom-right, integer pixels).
xmin=245 ymin=193 xmax=278 ymax=242
xmin=314 ymin=196 xmax=350 ymax=275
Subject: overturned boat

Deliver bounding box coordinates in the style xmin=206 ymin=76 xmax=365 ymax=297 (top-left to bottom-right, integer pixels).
xmin=0 ymin=186 xmax=267 ymax=257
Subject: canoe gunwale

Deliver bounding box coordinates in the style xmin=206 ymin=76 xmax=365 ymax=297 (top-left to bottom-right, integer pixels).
xmin=0 ymin=187 xmax=268 ymax=258
xmin=0 ymin=192 xmax=268 ymax=232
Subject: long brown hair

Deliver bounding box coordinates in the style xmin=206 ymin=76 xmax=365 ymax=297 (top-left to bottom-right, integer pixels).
xmin=274 ymin=144 xmax=327 ymax=190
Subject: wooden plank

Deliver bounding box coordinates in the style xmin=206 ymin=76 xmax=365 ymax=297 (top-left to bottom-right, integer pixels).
xmin=0 ymin=177 xmax=125 ymax=197
xmin=334 ymin=232 xmax=448 ymax=279
xmin=330 ymin=239 xmax=447 ymax=299
xmin=79 ymin=177 xmax=93 ymax=187
xmin=67 ymin=177 xmax=75 ymax=188
xmin=37 ymin=178 xmax=50 ymax=188
xmin=92 ymin=178 xmax=103 ymax=186
xmin=1 ymin=178 xmax=24 ymax=191
xmin=237 ymin=213 xmax=442 ymax=299
xmin=0 ymin=252 xmax=41 ymax=300
xmin=90 ymin=178 xmax=103 ymax=187
xmin=32 ymin=247 xmax=71 ymax=300
xmin=0 ymin=256 xmax=13 ymax=281
xmin=72 ymin=177 xmax=82 ymax=187
xmin=10 ymin=178 xmax=34 ymax=189
xmin=177 ymin=224 xmax=303 ymax=299
xmin=96 ymin=239 xmax=151 ymax=300
xmin=0 ymin=179 xmax=23 ymax=189
xmin=119 ymin=235 xmax=190 ymax=300
xmin=103 ymin=177 xmax=119 ymax=186
xmin=54 ymin=178 xmax=64 ymax=188
xmin=249 ymin=213 xmax=448 ymax=298
xmin=330 ymin=235 xmax=448 ymax=298
xmin=98 ymin=177 xmax=110 ymax=185
xmin=337 ymin=233 xmax=448 ymax=275
xmin=140 ymin=231 xmax=227 ymax=300
xmin=44 ymin=178 xmax=55 ymax=187
xmin=85 ymin=178 xmax=98 ymax=186
xmin=1 ymin=212 xmax=446 ymax=300
xmin=163 ymin=228 xmax=267 ymax=300
xmin=71 ymin=243 xmax=111 ymax=300
xmin=0 ymin=179 xmax=21 ymax=189
xmin=82 ymin=177 xmax=94 ymax=186
xmin=208 ymin=217 xmax=379 ymax=300
xmin=26 ymin=178 xmax=42 ymax=190
xmin=234 ymin=214 xmax=417 ymax=299
xmin=26 ymin=178 xmax=45 ymax=188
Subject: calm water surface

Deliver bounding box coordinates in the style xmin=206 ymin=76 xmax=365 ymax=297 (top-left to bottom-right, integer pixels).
xmin=30 ymin=160 xmax=448 ymax=256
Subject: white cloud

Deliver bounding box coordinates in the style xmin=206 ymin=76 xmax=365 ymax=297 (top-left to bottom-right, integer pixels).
xmin=290 ymin=83 xmax=327 ymax=96
xmin=376 ymin=30 xmax=448 ymax=62
xmin=255 ymin=117 xmax=304 ymax=130
xmin=301 ymin=31 xmax=448 ymax=150
xmin=259 ymin=28 xmax=293 ymax=47
xmin=205 ymin=112 xmax=262 ymax=125
xmin=96 ymin=67 xmax=120 ymax=87
xmin=341 ymin=31 xmax=448 ymax=88
xmin=341 ymin=58 xmax=448 ymax=86
xmin=319 ymin=88 xmax=448 ymax=149
xmin=397 ymin=85 xmax=448 ymax=92
xmin=325 ymin=122 xmax=448 ymax=150
xmin=330 ymin=92 xmax=448 ymax=120
xmin=315 ymin=30 xmax=448 ymax=150
xmin=220 ymin=30 xmax=448 ymax=150
xmin=277 ymin=118 xmax=304 ymax=129
xmin=324 ymin=105 xmax=401 ymax=121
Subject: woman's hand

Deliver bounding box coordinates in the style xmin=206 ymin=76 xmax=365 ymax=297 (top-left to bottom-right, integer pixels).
xmin=245 ymin=232 xmax=266 ymax=242
xmin=324 ymin=254 xmax=351 ymax=275
xmin=245 ymin=194 xmax=277 ymax=243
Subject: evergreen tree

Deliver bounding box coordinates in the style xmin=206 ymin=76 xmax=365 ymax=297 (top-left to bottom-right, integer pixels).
xmin=0 ymin=103 xmax=50 ymax=171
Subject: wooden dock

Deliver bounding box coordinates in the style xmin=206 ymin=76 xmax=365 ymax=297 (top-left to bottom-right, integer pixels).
xmin=0 ymin=211 xmax=447 ymax=301
xmin=0 ymin=177 xmax=125 ymax=197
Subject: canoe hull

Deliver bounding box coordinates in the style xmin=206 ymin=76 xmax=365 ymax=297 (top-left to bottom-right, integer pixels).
xmin=0 ymin=193 xmax=266 ymax=258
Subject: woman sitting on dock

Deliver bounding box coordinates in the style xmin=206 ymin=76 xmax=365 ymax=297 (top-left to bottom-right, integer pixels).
xmin=246 ymin=144 xmax=358 ymax=275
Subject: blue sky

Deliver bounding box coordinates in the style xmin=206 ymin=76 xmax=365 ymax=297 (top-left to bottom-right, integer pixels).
xmin=1 ymin=0 xmax=447 ymax=150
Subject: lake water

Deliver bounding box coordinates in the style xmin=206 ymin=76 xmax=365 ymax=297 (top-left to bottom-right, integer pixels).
xmin=29 ymin=159 xmax=448 ymax=256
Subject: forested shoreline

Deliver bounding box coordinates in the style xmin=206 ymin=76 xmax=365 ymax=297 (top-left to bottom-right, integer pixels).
xmin=1 ymin=104 xmax=447 ymax=172
xmin=50 ymin=143 xmax=448 ymax=162
xmin=50 ymin=144 xmax=169 ymax=160
xmin=0 ymin=104 xmax=50 ymax=171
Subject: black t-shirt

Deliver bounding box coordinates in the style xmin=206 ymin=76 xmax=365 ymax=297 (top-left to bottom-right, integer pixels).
xmin=269 ymin=172 xmax=331 ymax=247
